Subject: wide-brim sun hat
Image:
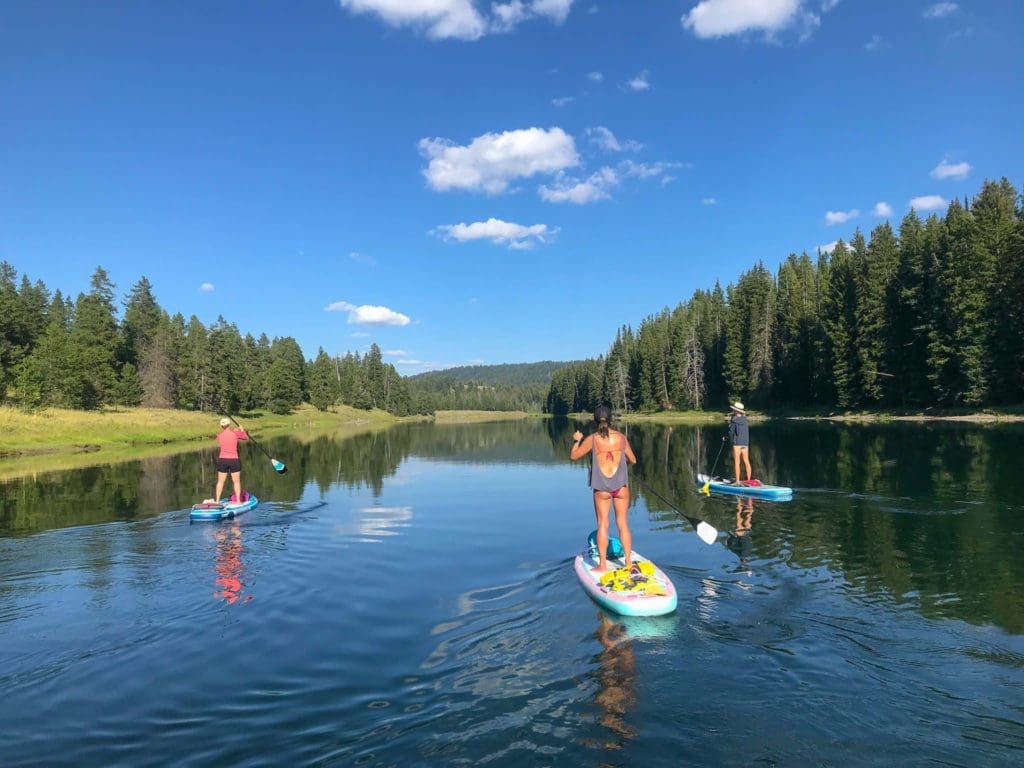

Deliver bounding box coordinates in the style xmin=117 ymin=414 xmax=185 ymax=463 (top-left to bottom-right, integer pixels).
xmin=731 ymin=402 xmax=745 ymax=414
xmin=219 ymin=417 xmax=231 ymax=427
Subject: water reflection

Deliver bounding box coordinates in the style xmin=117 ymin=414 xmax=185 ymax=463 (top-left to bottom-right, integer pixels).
xmin=3 ymin=419 xmax=1024 ymax=634
xmin=589 ymin=611 xmax=637 ymax=753
xmin=725 ymin=496 xmax=755 ymax=572
xmin=212 ymin=520 xmax=249 ymax=604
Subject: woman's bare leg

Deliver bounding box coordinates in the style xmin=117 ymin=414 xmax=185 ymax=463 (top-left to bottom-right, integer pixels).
xmin=593 ymin=491 xmax=612 ymax=572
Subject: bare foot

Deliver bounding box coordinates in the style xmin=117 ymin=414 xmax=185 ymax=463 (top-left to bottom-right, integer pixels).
xmin=591 ymin=564 xmax=610 ymax=574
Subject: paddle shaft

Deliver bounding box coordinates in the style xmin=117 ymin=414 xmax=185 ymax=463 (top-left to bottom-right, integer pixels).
xmin=636 ymin=477 xmax=719 ymax=544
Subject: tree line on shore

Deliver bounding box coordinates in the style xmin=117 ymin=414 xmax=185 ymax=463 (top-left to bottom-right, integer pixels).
xmin=0 ymin=265 xmax=419 ymax=416
xmin=546 ymin=177 xmax=1024 ymax=415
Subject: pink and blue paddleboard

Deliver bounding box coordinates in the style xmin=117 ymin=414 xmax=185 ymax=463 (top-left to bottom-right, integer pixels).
xmin=190 ymin=494 xmax=259 ymax=521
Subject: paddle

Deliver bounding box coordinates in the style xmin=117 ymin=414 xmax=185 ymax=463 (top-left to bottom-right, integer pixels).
xmin=209 ymin=399 xmax=288 ymax=474
xmin=702 ymin=435 xmax=728 ymax=494
xmin=636 ymin=478 xmax=719 ymax=545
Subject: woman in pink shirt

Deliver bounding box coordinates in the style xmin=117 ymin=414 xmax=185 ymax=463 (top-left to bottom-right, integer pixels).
xmin=209 ymin=417 xmax=249 ymax=503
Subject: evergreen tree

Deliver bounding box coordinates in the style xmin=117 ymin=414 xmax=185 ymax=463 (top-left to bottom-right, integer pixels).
xmin=308 ymin=348 xmax=340 ymax=411
xmin=886 ymin=211 xmax=930 ymax=405
xmin=121 ymin=276 xmax=164 ymax=368
xmin=822 ymin=240 xmax=859 ymax=408
xmin=975 ymin=178 xmax=1023 ymax=402
xmin=266 ymin=336 xmax=305 ymax=413
xmin=857 ymin=223 xmax=900 ymax=403
xmin=68 ymin=267 xmax=120 ymax=408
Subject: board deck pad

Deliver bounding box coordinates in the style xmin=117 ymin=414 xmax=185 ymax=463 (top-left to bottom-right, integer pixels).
xmin=574 ymin=533 xmax=677 ymax=617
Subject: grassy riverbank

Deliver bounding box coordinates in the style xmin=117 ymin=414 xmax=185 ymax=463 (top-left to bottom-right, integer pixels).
xmin=0 ymin=404 xmax=399 ymax=457
xmin=596 ymin=405 xmax=1024 ymax=424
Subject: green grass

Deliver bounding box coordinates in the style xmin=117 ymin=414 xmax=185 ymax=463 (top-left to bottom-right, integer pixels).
xmin=0 ymin=404 xmax=397 ymax=456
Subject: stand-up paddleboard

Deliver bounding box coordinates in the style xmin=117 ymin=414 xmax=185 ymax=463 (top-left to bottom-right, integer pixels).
xmin=574 ymin=531 xmax=677 ymax=617
xmin=697 ymin=473 xmax=793 ymax=500
xmin=190 ymin=494 xmax=259 ymax=521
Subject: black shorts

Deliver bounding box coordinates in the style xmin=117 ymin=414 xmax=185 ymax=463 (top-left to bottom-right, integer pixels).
xmin=216 ymin=458 xmax=241 ymax=473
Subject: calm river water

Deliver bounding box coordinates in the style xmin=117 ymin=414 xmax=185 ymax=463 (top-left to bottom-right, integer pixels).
xmin=2 ymin=419 xmax=1023 ymax=767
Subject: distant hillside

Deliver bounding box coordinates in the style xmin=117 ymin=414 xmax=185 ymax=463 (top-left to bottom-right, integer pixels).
xmin=409 ymin=361 xmax=577 ymax=387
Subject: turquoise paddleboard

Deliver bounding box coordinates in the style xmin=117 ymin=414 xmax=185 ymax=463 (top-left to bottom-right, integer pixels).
xmin=697 ymin=473 xmax=793 ymax=500
xmin=190 ymin=494 xmax=259 ymax=521
xmin=574 ymin=531 xmax=677 ymax=617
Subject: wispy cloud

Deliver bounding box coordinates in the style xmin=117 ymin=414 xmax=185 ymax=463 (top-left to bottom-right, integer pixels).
xmin=874 ymin=201 xmax=894 ymax=217
xmin=349 ymin=251 xmax=377 ymax=266
xmin=551 ymin=96 xmax=575 ymax=107
xmin=433 ymin=217 xmax=557 ymax=249
xmin=325 ymin=301 xmax=412 ymax=326
xmin=540 ymin=167 xmax=618 ymax=203
xmin=817 ymin=240 xmax=839 ymax=254
xmin=930 ymin=159 xmax=972 ymax=180
xmin=681 ymin=0 xmax=836 ymax=42
xmin=419 ymin=127 xmax=579 ymax=194
xmin=825 ymin=208 xmax=860 ymax=225
xmin=909 ymin=195 xmax=948 ymax=211
xmin=923 ymin=2 xmax=958 ymax=19
xmin=626 ymin=70 xmax=650 ymax=91
xmin=199 ymin=282 xmax=215 ymax=293
xmin=339 ymin=0 xmax=576 ymax=40
xmin=587 ymin=71 xmax=604 ymax=82
xmin=587 ymin=126 xmax=642 ymax=152
xmin=864 ymin=34 xmax=887 ymax=52
xmin=702 ymin=197 xmax=717 ymax=206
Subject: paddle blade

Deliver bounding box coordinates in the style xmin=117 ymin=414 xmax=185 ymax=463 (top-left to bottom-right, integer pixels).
xmin=271 ymin=459 xmax=288 ymax=474
xmin=696 ymin=521 xmax=718 ymax=545
xmin=701 ymin=480 xmax=711 ymax=495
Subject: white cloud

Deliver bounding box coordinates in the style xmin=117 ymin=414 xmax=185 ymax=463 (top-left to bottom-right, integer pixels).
xmin=864 ymin=34 xmax=886 ymax=51
xmin=588 ymin=126 xmax=642 ymax=152
xmin=552 ymin=96 xmax=575 ymax=107
xmin=433 ymin=217 xmax=557 ymax=249
xmin=539 ymin=166 xmax=618 ymax=203
xmin=339 ymin=0 xmax=487 ymax=40
xmin=702 ymin=197 xmax=717 ymax=205
xmin=682 ymin=0 xmax=801 ymax=38
xmin=825 ymin=208 xmax=860 ymax=225
xmin=817 ymin=240 xmax=839 ymax=254
xmin=930 ymin=159 xmax=972 ymax=180
xmin=587 ymin=71 xmax=604 ymax=82
xmin=419 ymin=127 xmax=579 ymax=194
xmin=340 ymin=0 xmax=575 ymax=39
xmin=385 ymin=349 xmax=408 ymax=357
xmin=325 ymin=301 xmax=412 ymax=326
xmin=923 ymin=2 xmax=958 ymax=19
xmin=199 ymin=282 xmax=215 ymax=292
xmin=627 ymin=70 xmax=650 ymax=91
xmin=874 ymin=201 xmax=894 ymax=216
xmin=909 ymin=195 xmax=948 ymax=211
xmin=349 ymin=251 xmax=377 ymax=265
xmin=620 ymin=159 xmax=677 ymax=179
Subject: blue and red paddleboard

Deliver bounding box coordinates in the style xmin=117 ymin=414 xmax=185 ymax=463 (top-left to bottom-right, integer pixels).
xmin=190 ymin=494 xmax=259 ymax=521
xmin=697 ymin=473 xmax=793 ymax=500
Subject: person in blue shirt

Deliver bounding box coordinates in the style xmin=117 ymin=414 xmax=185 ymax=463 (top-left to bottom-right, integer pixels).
xmin=728 ymin=401 xmax=752 ymax=485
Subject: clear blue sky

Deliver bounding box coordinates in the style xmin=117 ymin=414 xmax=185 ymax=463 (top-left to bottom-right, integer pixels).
xmin=2 ymin=1 xmax=1021 ymax=373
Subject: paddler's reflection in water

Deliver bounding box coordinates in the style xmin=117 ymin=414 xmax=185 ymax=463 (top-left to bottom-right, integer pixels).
xmin=213 ymin=520 xmax=250 ymax=604
xmin=726 ymin=496 xmax=755 ymax=571
xmin=589 ymin=612 xmax=637 ymax=750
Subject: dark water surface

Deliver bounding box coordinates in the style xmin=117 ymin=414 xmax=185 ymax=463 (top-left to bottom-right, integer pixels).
xmin=2 ymin=419 xmax=1023 ymax=767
